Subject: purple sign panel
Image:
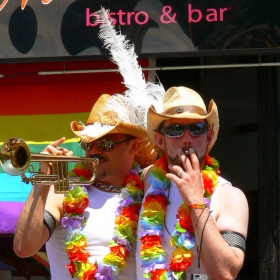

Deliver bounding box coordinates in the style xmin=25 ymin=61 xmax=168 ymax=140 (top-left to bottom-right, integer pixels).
xmin=0 ymin=0 xmax=279 ymax=60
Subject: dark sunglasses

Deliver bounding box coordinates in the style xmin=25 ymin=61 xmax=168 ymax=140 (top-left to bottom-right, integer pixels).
xmin=81 ymin=137 xmax=135 ymax=152
xmin=160 ymin=123 xmax=209 ymax=137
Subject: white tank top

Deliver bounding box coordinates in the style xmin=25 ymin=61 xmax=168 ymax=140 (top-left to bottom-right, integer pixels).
xmin=46 ymin=186 xmax=136 ymax=280
xmin=136 ymin=176 xmax=230 ymax=280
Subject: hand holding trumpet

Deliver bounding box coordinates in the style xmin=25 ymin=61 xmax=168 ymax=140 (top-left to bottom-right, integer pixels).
xmin=42 ymin=137 xmax=73 ymax=156
xmin=40 ymin=137 xmax=73 ymax=175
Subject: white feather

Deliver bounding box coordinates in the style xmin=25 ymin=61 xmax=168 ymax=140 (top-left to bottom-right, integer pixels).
xmin=80 ymin=123 xmax=115 ymax=139
xmin=96 ymin=8 xmax=165 ymax=128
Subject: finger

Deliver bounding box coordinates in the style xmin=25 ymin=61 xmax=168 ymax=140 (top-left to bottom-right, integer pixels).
xmin=168 ymin=163 xmax=181 ymax=175
xmin=50 ymin=147 xmax=71 ymax=156
xmin=188 ymin=148 xmax=200 ymax=170
xmin=65 ymin=151 xmax=73 ymax=156
xmin=50 ymin=137 xmax=66 ymax=147
xmin=45 ymin=146 xmax=64 ymax=155
xmin=167 ymin=164 xmax=185 ymax=183
xmin=166 ymin=167 xmax=185 ymax=186
xmin=39 ymin=160 xmax=52 ymax=174
xmin=177 ymin=169 xmax=184 ymax=178
xmin=42 ymin=137 xmax=67 ymax=154
xmin=56 ymin=147 xmax=70 ymax=154
xmin=177 ymin=148 xmax=192 ymax=171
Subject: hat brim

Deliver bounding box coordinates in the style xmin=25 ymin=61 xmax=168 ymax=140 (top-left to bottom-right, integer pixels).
xmin=147 ymin=100 xmax=219 ymax=153
xmin=71 ymin=121 xmax=157 ymax=168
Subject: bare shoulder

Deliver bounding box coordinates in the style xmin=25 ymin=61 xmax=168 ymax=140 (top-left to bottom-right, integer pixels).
xmin=141 ymin=164 xmax=153 ymax=178
xmin=215 ymin=183 xmax=249 ymax=237
xmin=141 ymin=165 xmax=153 ymax=194
xmin=217 ymin=183 xmax=248 ymax=204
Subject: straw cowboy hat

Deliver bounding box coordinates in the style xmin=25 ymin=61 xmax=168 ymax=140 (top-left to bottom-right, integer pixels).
xmin=147 ymin=86 xmax=219 ymax=153
xmin=71 ymin=94 xmax=157 ymax=168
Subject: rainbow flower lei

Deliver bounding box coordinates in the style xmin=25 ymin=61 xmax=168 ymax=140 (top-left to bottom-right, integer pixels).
xmin=139 ymin=155 xmax=220 ymax=280
xmin=62 ymin=162 xmax=144 ymax=280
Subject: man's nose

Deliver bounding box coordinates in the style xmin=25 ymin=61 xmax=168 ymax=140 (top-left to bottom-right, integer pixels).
xmin=181 ymin=129 xmax=192 ymax=143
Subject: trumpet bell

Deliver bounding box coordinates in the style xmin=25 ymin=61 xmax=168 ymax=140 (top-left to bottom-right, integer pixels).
xmin=0 ymin=138 xmax=31 ymax=176
xmin=0 ymin=137 xmax=99 ymax=193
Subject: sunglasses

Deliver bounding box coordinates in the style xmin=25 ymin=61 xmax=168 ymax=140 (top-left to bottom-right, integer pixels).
xmin=160 ymin=123 xmax=209 ymax=137
xmin=81 ymin=137 xmax=135 ymax=152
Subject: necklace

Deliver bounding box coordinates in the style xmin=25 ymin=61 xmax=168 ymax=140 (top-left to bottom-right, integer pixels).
xmin=62 ymin=162 xmax=144 ymax=280
xmin=139 ymin=154 xmax=220 ymax=280
xmin=95 ymin=181 xmax=123 ymax=193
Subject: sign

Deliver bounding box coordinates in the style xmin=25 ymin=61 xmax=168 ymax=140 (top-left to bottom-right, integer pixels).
xmin=0 ymin=0 xmax=280 ymax=61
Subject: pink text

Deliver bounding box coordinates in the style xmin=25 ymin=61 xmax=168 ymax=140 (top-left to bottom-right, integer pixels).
xmin=86 ymin=8 xmax=149 ymax=26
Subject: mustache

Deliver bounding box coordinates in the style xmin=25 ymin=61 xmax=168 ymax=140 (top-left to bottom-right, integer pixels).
xmin=89 ymin=154 xmax=108 ymax=161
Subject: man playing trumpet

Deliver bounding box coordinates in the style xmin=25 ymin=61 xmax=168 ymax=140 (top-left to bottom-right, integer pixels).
xmin=13 ymin=93 xmax=156 ymax=280
xmin=13 ymin=8 xmax=164 ymax=280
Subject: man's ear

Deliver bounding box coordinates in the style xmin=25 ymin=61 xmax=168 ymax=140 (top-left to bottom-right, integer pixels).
xmin=130 ymin=138 xmax=141 ymax=155
xmin=207 ymin=128 xmax=214 ymax=144
xmin=155 ymin=132 xmax=166 ymax=151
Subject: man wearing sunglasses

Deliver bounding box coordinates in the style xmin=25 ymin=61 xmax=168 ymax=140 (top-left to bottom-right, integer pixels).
xmin=136 ymin=86 xmax=249 ymax=280
xmin=13 ymin=93 xmax=157 ymax=280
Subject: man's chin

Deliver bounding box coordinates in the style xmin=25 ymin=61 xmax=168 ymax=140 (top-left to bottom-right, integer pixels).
xmin=96 ymin=170 xmax=107 ymax=181
xmin=166 ymin=154 xmax=181 ymax=166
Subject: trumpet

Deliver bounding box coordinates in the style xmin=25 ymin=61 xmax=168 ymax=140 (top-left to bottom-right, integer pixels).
xmin=0 ymin=138 xmax=99 ymax=193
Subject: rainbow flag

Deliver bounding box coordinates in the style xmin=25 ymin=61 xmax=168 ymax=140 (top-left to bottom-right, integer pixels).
xmin=0 ymin=59 xmax=149 ymax=234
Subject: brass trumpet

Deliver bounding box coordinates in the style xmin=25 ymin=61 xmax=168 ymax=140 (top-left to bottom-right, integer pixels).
xmin=0 ymin=138 xmax=99 ymax=193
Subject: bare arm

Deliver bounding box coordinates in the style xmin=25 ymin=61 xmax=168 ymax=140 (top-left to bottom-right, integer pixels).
xmin=191 ymin=186 xmax=248 ymax=279
xmin=13 ymin=137 xmax=71 ymax=257
xmin=13 ymin=185 xmax=64 ymax=257
xmin=167 ymin=148 xmax=249 ymax=279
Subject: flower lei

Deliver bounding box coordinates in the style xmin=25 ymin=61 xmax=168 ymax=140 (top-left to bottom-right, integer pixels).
xmin=62 ymin=162 xmax=144 ymax=280
xmin=139 ymin=154 xmax=220 ymax=280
